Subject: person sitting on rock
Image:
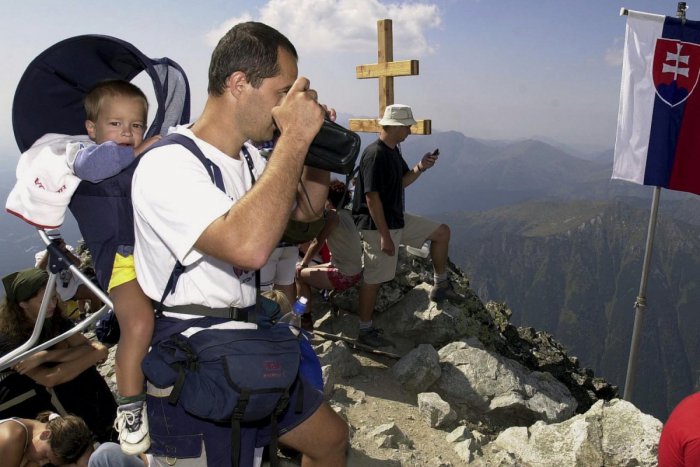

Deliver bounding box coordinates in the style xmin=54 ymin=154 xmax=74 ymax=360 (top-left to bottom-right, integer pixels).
xmin=0 ymin=267 xmax=116 ymax=442
xmin=297 ymin=179 xmax=363 ymax=328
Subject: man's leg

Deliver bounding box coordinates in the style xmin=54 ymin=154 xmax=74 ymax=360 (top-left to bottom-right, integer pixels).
xmin=426 ymin=223 xmax=451 ymax=275
xmin=356 ymin=229 xmax=399 ymax=347
xmin=428 ymin=224 xmax=465 ymax=302
xmin=403 ymin=214 xmax=464 ymax=303
xmin=278 ymin=402 xmax=348 ymax=466
xmin=358 ymin=281 xmax=381 ymax=323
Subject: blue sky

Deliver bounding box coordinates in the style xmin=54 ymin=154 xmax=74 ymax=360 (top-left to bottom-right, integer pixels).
xmin=0 ymin=0 xmax=684 ymax=162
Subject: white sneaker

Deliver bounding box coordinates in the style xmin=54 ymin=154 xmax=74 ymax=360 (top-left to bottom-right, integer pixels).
xmin=114 ymin=401 xmax=151 ymax=455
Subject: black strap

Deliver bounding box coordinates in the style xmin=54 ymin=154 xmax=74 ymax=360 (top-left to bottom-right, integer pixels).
xmin=154 ymin=300 xmax=251 ymax=321
xmin=230 ymin=392 xmax=250 ymax=467
xmin=150 ymin=134 xmax=259 ymax=313
xmin=294 ymin=377 xmax=305 ymax=414
xmin=169 ymin=366 xmax=187 ymax=406
xmin=341 ymin=165 xmax=360 ymax=209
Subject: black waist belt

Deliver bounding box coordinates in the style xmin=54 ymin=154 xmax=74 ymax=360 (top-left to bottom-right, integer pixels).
xmin=152 ymin=301 xmax=252 ymax=322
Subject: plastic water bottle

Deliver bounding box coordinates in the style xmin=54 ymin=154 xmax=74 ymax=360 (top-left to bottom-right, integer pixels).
xmin=277 ymin=296 xmax=308 ymax=336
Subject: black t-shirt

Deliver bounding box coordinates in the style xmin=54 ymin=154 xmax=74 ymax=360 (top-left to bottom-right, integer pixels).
xmin=0 ymin=332 xmax=55 ymax=420
xmin=352 ymin=139 xmax=409 ymax=230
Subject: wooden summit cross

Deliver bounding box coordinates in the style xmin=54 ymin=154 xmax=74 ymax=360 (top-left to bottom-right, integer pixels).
xmin=349 ymin=19 xmax=431 ymax=135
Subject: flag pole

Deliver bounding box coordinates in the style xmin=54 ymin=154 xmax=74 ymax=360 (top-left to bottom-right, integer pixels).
xmin=621 ymin=1 xmax=688 ymax=402
xmin=623 ymin=186 xmax=661 ymax=401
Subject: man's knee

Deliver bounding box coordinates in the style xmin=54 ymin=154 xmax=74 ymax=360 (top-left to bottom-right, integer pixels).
xmin=315 ymin=408 xmax=349 ymax=458
xmin=430 ymin=223 xmax=450 ymax=243
xmin=281 ymin=402 xmax=349 ymax=461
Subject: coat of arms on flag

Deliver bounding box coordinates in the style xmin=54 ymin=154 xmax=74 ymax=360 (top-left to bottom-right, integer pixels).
xmin=614 ymin=11 xmax=700 ymax=196
xmin=653 ymin=38 xmax=700 ymax=107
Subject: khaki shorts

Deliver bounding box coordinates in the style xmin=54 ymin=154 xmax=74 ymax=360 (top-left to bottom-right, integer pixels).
xmin=361 ymin=213 xmax=440 ymax=284
xmin=108 ymin=253 xmax=137 ymax=292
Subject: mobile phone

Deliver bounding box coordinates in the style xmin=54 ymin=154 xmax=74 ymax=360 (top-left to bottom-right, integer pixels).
xmin=432 ymin=148 xmax=440 ymax=156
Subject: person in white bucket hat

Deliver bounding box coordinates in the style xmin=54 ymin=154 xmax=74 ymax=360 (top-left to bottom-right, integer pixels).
xmin=351 ymin=104 xmax=465 ymax=348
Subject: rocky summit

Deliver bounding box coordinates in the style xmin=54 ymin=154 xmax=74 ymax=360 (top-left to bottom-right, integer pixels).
xmin=97 ymin=246 xmax=661 ymax=466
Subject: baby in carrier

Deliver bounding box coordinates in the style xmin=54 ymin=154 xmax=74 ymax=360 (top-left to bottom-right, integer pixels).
xmin=70 ymin=80 xmax=159 ymax=455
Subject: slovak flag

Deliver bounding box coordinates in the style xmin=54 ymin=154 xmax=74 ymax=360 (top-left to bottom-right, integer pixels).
xmin=613 ymin=11 xmax=700 ymax=196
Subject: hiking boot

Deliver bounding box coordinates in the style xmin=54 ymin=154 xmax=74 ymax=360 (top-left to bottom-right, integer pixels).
xmin=358 ymin=327 xmax=393 ymax=348
xmin=115 ymin=401 xmax=150 ymax=455
xmin=429 ymin=280 xmax=466 ymax=303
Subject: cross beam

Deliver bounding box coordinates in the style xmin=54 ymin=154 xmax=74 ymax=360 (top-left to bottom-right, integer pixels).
xmin=349 ymin=19 xmax=431 ymax=135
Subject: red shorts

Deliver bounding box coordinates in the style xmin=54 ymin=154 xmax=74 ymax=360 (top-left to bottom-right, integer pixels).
xmin=327 ymin=268 xmax=362 ymax=292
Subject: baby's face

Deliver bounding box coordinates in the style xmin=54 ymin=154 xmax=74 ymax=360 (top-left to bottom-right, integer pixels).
xmin=87 ymin=95 xmax=146 ymax=147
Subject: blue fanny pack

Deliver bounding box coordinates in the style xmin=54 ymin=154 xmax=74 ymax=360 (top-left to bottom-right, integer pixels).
xmin=142 ymin=315 xmax=302 ymax=467
xmin=143 ymin=323 xmax=300 ymax=422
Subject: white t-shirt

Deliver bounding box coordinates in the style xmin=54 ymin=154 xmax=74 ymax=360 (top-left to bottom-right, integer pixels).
xmin=132 ymin=127 xmax=267 ymax=308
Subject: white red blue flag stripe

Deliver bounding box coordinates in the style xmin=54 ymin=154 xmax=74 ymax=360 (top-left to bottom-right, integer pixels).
xmin=614 ymin=11 xmax=700 ymax=196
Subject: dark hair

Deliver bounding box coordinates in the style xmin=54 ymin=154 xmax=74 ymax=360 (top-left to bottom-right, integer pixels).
xmin=328 ymin=179 xmax=347 ymax=209
xmin=0 ymin=288 xmax=65 ymax=351
xmin=208 ymin=21 xmax=298 ymax=95
xmin=36 ymin=412 xmax=93 ymax=464
xmin=84 ymin=79 xmax=148 ymax=122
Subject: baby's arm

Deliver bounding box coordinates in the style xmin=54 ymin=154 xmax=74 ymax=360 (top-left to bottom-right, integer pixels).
xmin=73 ymin=141 xmax=135 ymax=183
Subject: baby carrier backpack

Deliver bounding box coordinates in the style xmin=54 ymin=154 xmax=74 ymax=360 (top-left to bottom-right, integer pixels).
xmin=1 ymin=33 xmax=190 ymax=375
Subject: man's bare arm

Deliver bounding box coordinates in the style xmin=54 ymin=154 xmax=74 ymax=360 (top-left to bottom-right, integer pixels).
xmin=194 ymin=78 xmax=325 ymax=270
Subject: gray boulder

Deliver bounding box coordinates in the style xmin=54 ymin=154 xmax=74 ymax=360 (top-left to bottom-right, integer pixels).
xmin=391 ymin=343 xmax=442 ymax=393
xmin=474 ymin=399 xmax=661 ymax=466
xmin=434 ymin=340 xmax=577 ymax=426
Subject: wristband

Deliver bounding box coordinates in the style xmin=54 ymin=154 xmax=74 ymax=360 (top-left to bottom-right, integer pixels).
xmin=417 ymin=164 xmax=426 ymax=173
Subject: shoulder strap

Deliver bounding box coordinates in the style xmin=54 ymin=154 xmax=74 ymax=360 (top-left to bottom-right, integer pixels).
xmin=3 ymin=418 xmax=30 ymax=453
xmin=149 ymin=134 xmax=258 ymax=313
xmin=160 ymin=133 xmax=226 ymax=190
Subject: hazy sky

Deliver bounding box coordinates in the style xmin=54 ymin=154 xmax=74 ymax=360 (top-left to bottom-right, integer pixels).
xmin=0 ymin=0 xmax=684 ymax=162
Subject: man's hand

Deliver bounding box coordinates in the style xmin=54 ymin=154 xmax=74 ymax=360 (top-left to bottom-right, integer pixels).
xmin=272 ymin=77 xmax=325 ymax=146
xmin=135 ymin=135 xmax=162 ymax=156
xmin=380 ymin=234 xmax=395 ymax=256
xmin=419 ymin=151 xmax=439 ymax=171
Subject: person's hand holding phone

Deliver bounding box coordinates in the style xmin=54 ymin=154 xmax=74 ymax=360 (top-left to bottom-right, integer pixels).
xmin=419 ymin=148 xmax=439 ymax=172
